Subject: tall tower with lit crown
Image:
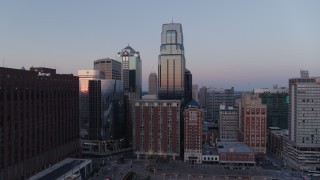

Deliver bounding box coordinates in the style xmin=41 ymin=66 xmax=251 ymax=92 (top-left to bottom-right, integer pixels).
xmin=158 ymin=23 xmax=186 ymax=100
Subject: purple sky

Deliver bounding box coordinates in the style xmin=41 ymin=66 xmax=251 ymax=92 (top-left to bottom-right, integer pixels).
xmin=1 ymin=0 xmax=319 ymax=91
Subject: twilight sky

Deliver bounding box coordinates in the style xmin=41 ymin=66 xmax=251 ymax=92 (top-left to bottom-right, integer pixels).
xmin=1 ymin=0 xmax=320 ymax=91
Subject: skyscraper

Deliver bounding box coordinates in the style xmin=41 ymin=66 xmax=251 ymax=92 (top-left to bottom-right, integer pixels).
xmin=206 ymin=87 xmax=235 ymax=123
xmin=254 ymin=87 xmax=289 ymax=129
xmin=148 ymin=72 xmax=157 ymax=95
xmin=94 ymin=58 xmax=122 ymax=80
xmin=0 ymin=67 xmax=80 ymax=179
xmin=78 ymin=70 xmax=99 ymax=139
xmin=158 ymin=23 xmax=186 ymax=100
xmin=184 ymin=69 xmax=192 ymax=103
xmin=282 ymin=71 xmax=320 ymax=170
xmin=192 ymin=84 xmax=199 ymax=102
xmin=116 ymin=45 xmax=142 ymax=97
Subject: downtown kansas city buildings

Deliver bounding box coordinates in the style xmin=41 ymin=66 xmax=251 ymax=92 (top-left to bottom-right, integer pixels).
xmin=0 ymin=67 xmax=80 ymax=179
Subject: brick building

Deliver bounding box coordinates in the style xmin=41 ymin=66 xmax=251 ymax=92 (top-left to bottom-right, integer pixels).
xmin=239 ymin=93 xmax=267 ymax=157
xmin=132 ymin=99 xmax=181 ymax=160
xmin=184 ymin=100 xmax=202 ymax=164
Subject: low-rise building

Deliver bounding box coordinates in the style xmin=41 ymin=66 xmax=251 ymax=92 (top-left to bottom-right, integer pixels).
xmin=217 ymin=141 xmax=255 ymax=165
xmin=202 ymin=144 xmax=219 ymax=164
xmin=29 ymin=158 xmax=92 ymax=180
xmin=267 ymin=127 xmax=288 ymax=156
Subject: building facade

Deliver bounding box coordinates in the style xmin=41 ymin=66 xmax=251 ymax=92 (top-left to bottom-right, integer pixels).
xmin=158 ymin=23 xmax=186 ymax=100
xmin=148 ymin=72 xmax=157 ymax=95
xmin=192 ymin=84 xmax=199 ymax=102
xmin=132 ymin=99 xmax=181 ymax=160
xmin=254 ymin=87 xmax=289 ymax=129
xmin=206 ymin=87 xmax=235 ymax=123
xmin=239 ymin=93 xmax=267 ymax=156
xmin=184 ymin=100 xmax=202 ymax=164
xmin=94 ymin=58 xmax=122 ymax=80
xmin=0 ymin=67 xmax=80 ymax=180
xmin=78 ymin=70 xmax=99 ymax=139
xmin=116 ymin=45 xmax=142 ymax=97
xmin=282 ymin=71 xmax=320 ymax=170
xmin=184 ymin=69 xmax=192 ymax=103
xmin=219 ymin=105 xmax=238 ymax=141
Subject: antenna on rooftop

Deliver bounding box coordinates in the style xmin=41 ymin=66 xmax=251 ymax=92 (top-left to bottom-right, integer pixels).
xmin=2 ymin=57 xmax=4 ymax=67
xmin=172 ymin=17 xmax=174 ymax=23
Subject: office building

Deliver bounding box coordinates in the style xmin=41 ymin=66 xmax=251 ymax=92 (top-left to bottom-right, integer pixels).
xmin=94 ymin=58 xmax=121 ymax=80
xmin=132 ymin=99 xmax=181 ymax=160
xmin=206 ymin=87 xmax=235 ymax=123
xmin=254 ymin=86 xmax=289 ymax=129
xmin=239 ymin=93 xmax=267 ymax=156
xmin=148 ymin=72 xmax=157 ymax=95
xmin=282 ymin=70 xmax=320 ymax=170
xmin=123 ymin=92 xmax=140 ymax=147
xmin=0 ymin=67 xmax=80 ymax=180
xmin=199 ymin=86 xmax=207 ymax=121
xmin=216 ymin=141 xmax=255 ymax=165
xmin=116 ymin=45 xmax=142 ymax=97
xmin=78 ymin=70 xmax=99 ymax=139
xmin=87 ymin=79 xmax=123 ymax=141
xmin=158 ymin=23 xmax=186 ymax=100
xmin=184 ymin=69 xmax=192 ymax=103
xmin=192 ymin=84 xmax=199 ymax=102
xmin=184 ymin=100 xmax=203 ymax=164
xmin=219 ymin=105 xmax=238 ymax=141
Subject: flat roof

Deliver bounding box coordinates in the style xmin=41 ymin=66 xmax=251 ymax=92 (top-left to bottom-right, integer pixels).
xmin=29 ymin=158 xmax=91 ymax=180
xmin=202 ymin=144 xmax=218 ymax=155
xmin=217 ymin=141 xmax=253 ymax=153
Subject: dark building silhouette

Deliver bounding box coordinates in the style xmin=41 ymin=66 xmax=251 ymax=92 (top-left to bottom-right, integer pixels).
xmin=0 ymin=67 xmax=80 ymax=180
xmin=184 ymin=69 xmax=192 ymax=103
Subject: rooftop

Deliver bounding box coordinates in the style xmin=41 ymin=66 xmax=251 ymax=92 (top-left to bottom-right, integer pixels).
xmin=216 ymin=141 xmax=253 ymax=153
xmin=202 ymin=144 xmax=218 ymax=155
xmin=29 ymin=158 xmax=91 ymax=180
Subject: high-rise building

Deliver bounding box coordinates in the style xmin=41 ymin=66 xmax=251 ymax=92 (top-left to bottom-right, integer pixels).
xmin=219 ymin=105 xmax=238 ymax=141
xmin=184 ymin=100 xmax=203 ymax=164
xmin=282 ymin=71 xmax=320 ymax=170
xmin=199 ymin=86 xmax=207 ymax=108
xmin=132 ymin=98 xmax=181 ymax=160
xmin=158 ymin=23 xmax=186 ymax=100
xmin=148 ymin=72 xmax=157 ymax=95
xmin=239 ymin=93 xmax=267 ymax=156
xmin=206 ymin=87 xmax=235 ymax=123
xmin=198 ymin=86 xmax=207 ymax=121
xmin=0 ymin=67 xmax=80 ymax=180
xmin=87 ymin=79 xmax=123 ymax=141
xmin=184 ymin=69 xmax=192 ymax=103
xmin=78 ymin=70 xmax=99 ymax=139
xmin=94 ymin=58 xmax=122 ymax=80
xmin=254 ymin=86 xmax=289 ymax=129
xmin=192 ymin=84 xmax=199 ymax=102
xmin=116 ymin=45 xmax=142 ymax=97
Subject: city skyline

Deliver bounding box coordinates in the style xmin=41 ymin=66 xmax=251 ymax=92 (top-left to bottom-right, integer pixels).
xmin=1 ymin=0 xmax=320 ymax=91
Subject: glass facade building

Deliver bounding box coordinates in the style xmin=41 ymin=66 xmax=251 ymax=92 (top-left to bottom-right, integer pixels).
xmin=78 ymin=70 xmax=99 ymax=139
xmin=254 ymin=88 xmax=289 ymax=129
xmin=158 ymin=23 xmax=186 ymax=100
xmin=116 ymin=46 xmax=142 ymax=97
